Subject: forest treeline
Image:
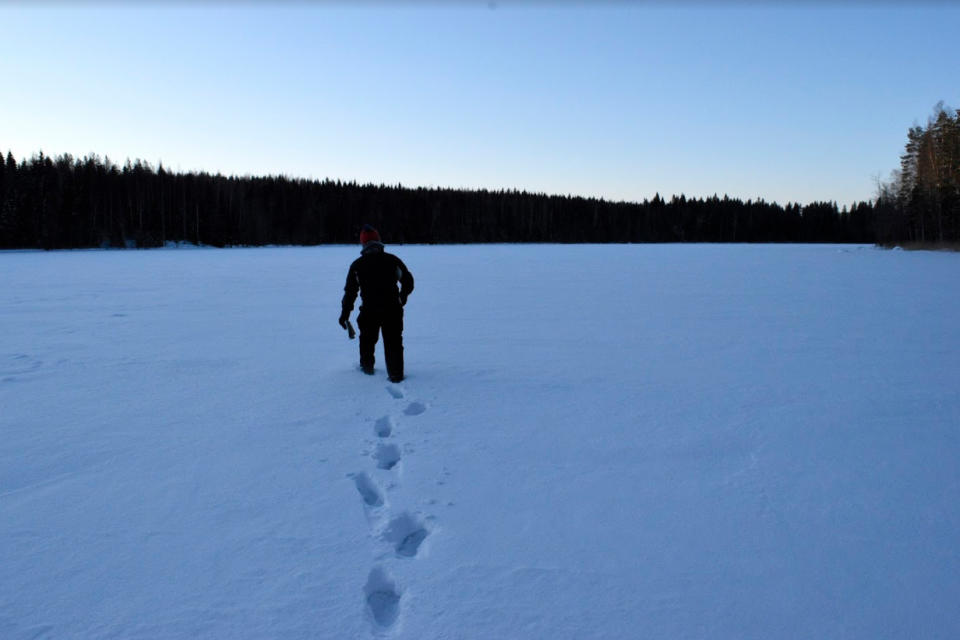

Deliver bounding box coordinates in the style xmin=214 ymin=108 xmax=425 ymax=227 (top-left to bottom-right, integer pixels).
xmin=2 ymin=101 xmax=957 ymax=250
xmin=0 ymin=149 xmax=874 ymax=249
xmin=874 ymin=102 xmax=960 ymax=246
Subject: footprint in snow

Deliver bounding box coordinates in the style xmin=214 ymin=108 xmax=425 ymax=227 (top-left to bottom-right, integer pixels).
xmin=352 ymin=472 xmax=385 ymax=508
xmin=403 ymin=401 xmax=427 ymax=416
xmin=374 ymin=443 xmax=402 ymax=470
xmin=383 ymin=512 xmax=430 ymax=558
xmin=364 ymin=566 xmax=402 ymax=630
xmin=386 ymin=385 xmax=404 ymax=399
xmin=374 ymin=416 xmax=394 ymax=438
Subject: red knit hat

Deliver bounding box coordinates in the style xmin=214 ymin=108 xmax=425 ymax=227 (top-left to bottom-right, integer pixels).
xmin=359 ymin=224 xmax=381 ymax=247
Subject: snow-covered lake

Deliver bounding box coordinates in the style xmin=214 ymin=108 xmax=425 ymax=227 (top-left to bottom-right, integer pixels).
xmin=2 ymin=244 xmax=959 ymax=639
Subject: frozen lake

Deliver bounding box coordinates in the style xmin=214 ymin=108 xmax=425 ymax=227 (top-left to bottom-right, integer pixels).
xmin=2 ymin=244 xmax=959 ymax=639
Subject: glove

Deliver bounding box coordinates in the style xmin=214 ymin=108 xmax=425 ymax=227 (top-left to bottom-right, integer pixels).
xmin=338 ymin=310 xmax=350 ymax=329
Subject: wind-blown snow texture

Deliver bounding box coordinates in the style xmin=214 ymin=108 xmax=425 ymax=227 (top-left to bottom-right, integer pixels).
xmin=2 ymin=244 xmax=959 ymax=639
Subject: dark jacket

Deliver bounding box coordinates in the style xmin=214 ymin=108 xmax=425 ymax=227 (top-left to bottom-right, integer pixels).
xmin=341 ymin=244 xmax=414 ymax=313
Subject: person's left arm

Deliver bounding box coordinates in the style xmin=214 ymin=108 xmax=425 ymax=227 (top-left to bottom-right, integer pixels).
xmin=396 ymin=258 xmax=414 ymax=306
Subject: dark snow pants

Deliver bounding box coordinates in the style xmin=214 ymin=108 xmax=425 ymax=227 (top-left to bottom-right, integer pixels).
xmin=357 ymin=305 xmax=404 ymax=379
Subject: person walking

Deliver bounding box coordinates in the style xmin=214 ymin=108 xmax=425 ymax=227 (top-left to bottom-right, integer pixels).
xmin=339 ymin=225 xmax=414 ymax=383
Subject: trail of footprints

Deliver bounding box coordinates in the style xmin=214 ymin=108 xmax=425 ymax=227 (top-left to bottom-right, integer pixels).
xmin=352 ymin=384 xmax=434 ymax=634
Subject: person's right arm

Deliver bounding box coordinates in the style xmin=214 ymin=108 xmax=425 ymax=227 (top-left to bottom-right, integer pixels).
xmin=340 ymin=261 xmax=359 ymax=326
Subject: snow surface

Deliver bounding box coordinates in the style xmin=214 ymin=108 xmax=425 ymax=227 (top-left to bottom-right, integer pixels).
xmin=2 ymin=244 xmax=959 ymax=639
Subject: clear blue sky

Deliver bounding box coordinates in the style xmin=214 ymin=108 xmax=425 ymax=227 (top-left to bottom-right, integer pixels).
xmin=1 ymin=2 xmax=958 ymax=207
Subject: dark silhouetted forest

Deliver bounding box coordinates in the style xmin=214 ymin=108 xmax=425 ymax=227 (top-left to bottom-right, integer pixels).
xmin=0 ymin=147 xmax=878 ymax=250
xmin=874 ymin=103 xmax=960 ymax=247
